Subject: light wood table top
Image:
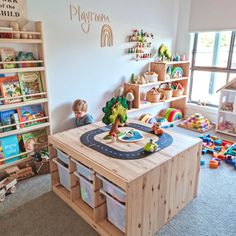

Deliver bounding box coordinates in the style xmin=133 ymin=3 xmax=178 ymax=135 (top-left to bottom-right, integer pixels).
xmin=49 ymin=120 xmax=202 ymax=187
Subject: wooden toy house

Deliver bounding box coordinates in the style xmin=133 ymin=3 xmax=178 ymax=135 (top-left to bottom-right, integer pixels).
xmin=216 ymin=77 xmax=236 ymax=137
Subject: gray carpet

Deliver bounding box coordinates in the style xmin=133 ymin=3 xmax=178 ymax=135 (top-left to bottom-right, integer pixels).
xmin=0 ymin=174 xmax=51 ymax=217
xmin=1 ymin=127 xmax=236 ymax=236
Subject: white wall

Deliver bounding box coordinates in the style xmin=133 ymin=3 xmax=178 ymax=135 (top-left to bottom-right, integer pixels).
xmin=27 ymin=0 xmax=180 ymax=133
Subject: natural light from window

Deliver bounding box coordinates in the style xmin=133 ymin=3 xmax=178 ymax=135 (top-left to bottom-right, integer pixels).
xmin=190 ymin=31 xmax=236 ymax=106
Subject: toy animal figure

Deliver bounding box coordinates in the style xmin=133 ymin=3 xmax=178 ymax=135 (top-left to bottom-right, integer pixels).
xmin=152 ymin=123 xmax=164 ymax=135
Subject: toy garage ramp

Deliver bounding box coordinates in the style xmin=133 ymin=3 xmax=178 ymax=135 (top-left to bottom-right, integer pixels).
xmin=80 ymin=123 xmax=173 ymax=160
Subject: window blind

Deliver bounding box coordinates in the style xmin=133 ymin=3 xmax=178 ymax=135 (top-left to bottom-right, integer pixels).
xmin=189 ymin=0 xmax=236 ymax=32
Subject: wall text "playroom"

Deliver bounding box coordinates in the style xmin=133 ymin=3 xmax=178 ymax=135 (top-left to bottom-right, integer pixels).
xmin=69 ymin=4 xmax=110 ymax=33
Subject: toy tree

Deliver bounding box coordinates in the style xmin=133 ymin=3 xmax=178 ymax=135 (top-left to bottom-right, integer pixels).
xmin=102 ymin=96 xmax=128 ymax=137
xmin=158 ymin=44 xmax=171 ymax=61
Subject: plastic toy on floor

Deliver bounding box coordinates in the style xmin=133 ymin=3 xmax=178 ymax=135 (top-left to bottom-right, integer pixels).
xmin=179 ymin=113 xmax=214 ymax=133
xmin=199 ymin=134 xmax=236 ymax=170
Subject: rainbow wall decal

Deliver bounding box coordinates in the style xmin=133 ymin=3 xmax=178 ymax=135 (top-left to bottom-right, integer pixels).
xmin=100 ymin=24 xmax=113 ymax=47
xmin=162 ymin=108 xmax=183 ymax=122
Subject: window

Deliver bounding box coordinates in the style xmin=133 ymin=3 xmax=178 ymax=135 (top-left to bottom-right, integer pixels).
xmin=189 ymin=31 xmax=236 ymax=106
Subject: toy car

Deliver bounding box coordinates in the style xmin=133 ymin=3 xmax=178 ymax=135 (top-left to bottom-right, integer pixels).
xmin=0 ymin=177 xmax=17 ymax=202
xmin=144 ymin=139 xmax=158 ymax=153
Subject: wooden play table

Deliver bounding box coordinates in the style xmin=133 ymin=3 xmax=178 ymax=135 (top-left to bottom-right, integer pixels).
xmin=49 ymin=120 xmax=202 ymax=236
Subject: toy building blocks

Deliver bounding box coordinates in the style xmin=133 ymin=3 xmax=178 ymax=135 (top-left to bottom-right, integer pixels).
xmin=179 ymin=113 xmax=214 ymax=133
xmin=209 ymin=159 xmax=219 ymax=169
xmin=200 ymin=134 xmax=236 ymax=170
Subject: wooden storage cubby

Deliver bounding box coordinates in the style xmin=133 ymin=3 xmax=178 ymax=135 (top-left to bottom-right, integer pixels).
xmin=124 ymin=61 xmax=190 ymax=114
xmin=49 ymin=145 xmax=125 ymax=236
xmin=150 ymin=61 xmax=190 ymax=81
xmin=0 ymin=21 xmax=51 ymax=171
xmin=49 ymin=121 xmax=201 ymax=236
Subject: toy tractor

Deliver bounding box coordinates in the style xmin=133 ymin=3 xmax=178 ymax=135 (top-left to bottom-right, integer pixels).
xmin=0 ymin=177 xmax=17 ymax=202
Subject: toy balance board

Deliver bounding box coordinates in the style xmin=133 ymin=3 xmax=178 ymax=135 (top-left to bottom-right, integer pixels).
xmin=80 ymin=123 xmax=173 ymax=160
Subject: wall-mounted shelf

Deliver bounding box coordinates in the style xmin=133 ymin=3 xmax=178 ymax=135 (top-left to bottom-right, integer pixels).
xmin=124 ymin=61 xmax=190 ymax=114
xmin=0 ymin=155 xmax=32 ymax=171
xmin=0 ymin=98 xmax=48 ymax=111
xmin=0 ymin=122 xmax=50 ymax=138
xmin=0 ymin=21 xmax=51 ymax=171
xmin=0 ymin=38 xmax=43 ymax=43
xmin=0 ymin=66 xmax=45 ymax=74
xmin=127 ymin=95 xmax=187 ymax=113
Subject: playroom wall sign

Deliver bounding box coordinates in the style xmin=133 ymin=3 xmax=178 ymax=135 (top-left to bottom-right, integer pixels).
xmin=0 ymin=0 xmax=27 ymax=22
xmin=69 ymin=4 xmax=110 ymax=34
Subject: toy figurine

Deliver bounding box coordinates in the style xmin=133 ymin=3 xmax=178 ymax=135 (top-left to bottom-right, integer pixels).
xmin=152 ymin=123 xmax=164 ymax=135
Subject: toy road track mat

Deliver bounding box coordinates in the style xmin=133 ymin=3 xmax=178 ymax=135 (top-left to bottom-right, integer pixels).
xmin=178 ymin=122 xmax=215 ymax=133
xmin=80 ymin=123 xmax=173 ymax=160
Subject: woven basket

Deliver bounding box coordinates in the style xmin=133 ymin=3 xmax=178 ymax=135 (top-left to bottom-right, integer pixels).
xmin=161 ymin=88 xmax=173 ymax=100
xmin=158 ymin=82 xmax=173 ymax=100
xmin=172 ymin=88 xmax=184 ymax=97
xmin=34 ymin=159 xmax=50 ymax=175
xmin=146 ymin=88 xmax=161 ymax=103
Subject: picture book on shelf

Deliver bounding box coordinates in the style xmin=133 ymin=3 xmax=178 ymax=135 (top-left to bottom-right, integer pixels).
xmin=0 ymin=48 xmax=16 ymax=69
xmin=18 ymin=71 xmax=43 ymax=101
xmin=22 ymin=129 xmax=47 ymax=152
xmin=16 ymin=51 xmax=36 ymax=68
xmin=18 ymin=104 xmax=45 ymax=128
xmin=0 ymin=76 xmax=23 ymax=104
xmin=0 ymin=135 xmax=20 ymax=164
xmin=0 ymin=109 xmax=20 ymax=132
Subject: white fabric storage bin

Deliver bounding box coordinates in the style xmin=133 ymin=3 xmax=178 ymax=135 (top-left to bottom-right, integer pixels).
xmin=100 ymin=189 xmax=126 ymax=233
xmin=97 ymin=174 xmax=126 ymax=203
xmin=53 ymin=158 xmax=70 ymax=190
xmin=74 ymin=172 xmax=94 ymax=208
xmin=71 ymin=159 xmax=94 ymax=181
xmin=56 ymin=148 xmax=70 ymax=165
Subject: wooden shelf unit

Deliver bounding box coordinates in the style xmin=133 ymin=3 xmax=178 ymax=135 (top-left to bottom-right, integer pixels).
xmin=0 ymin=21 xmax=51 ymax=171
xmin=49 ymin=120 xmax=202 ymax=236
xmin=0 ymin=66 xmax=45 ymax=74
xmin=49 ymin=148 xmax=125 ymax=236
xmin=0 ymin=38 xmax=43 ymax=44
xmin=124 ymin=61 xmax=190 ymax=113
